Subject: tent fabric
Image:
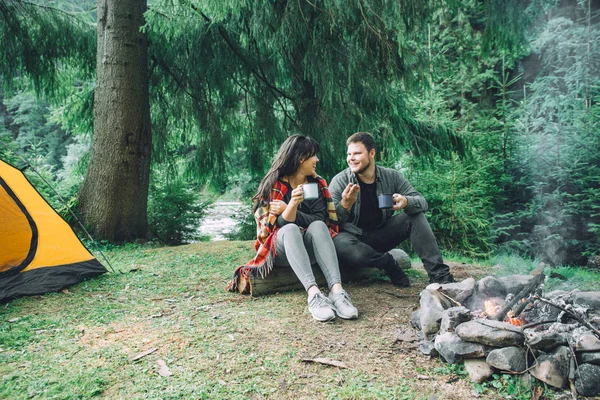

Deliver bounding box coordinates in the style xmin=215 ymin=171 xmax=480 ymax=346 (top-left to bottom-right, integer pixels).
xmin=0 ymin=159 xmax=106 ymax=302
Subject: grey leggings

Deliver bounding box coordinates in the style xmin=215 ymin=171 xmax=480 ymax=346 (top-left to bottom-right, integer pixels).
xmin=274 ymin=221 xmax=342 ymax=291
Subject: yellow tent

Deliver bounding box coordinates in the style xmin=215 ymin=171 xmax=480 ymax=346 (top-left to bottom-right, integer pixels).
xmin=0 ymin=159 xmax=106 ymax=302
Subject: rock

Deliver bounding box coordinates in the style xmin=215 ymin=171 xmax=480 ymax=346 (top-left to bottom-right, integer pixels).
xmin=434 ymin=332 xmax=487 ymax=364
xmin=525 ymin=331 xmax=568 ymax=351
xmin=426 ymin=277 xmax=475 ymax=304
xmin=455 ymin=320 xmax=524 ymax=347
xmin=439 ymin=306 xmax=471 ymax=333
xmin=575 ymin=363 xmax=600 ymax=396
xmin=530 ymin=346 xmax=571 ymax=389
xmin=574 ymin=332 xmax=600 ymax=352
xmin=574 ymin=291 xmax=600 ymax=309
xmin=464 ymin=359 xmax=494 ymax=383
xmin=388 ymin=249 xmax=412 ymax=270
xmin=486 ymin=346 xmax=527 ymax=372
xmin=545 ymin=290 xmax=569 ymax=300
xmin=419 ymin=339 xmax=438 ymax=357
xmin=578 ymin=352 xmax=600 ymax=365
xmin=497 ymin=275 xmax=535 ymax=297
xmin=410 ymin=309 xmax=422 ymax=330
xmin=475 ymin=276 xmax=506 ymax=299
xmin=419 ymin=289 xmax=453 ymax=339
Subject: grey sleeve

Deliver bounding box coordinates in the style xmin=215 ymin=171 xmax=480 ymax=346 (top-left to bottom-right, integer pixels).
xmin=329 ymin=173 xmax=351 ymax=223
xmin=396 ymin=173 xmax=428 ymax=215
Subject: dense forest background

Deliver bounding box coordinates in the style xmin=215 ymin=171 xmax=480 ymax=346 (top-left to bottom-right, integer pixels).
xmin=0 ymin=0 xmax=598 ymax=266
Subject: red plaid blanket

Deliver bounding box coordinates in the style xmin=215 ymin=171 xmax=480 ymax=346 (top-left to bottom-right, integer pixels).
xmin=226 ymin=176 xmax=338 ymax=294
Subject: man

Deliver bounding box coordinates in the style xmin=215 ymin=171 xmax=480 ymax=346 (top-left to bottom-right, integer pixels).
xmin=330 ymin=132 xmax=454 ymax=286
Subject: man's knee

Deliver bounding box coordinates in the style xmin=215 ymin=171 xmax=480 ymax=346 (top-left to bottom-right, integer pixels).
xmin=333 ymin=232 xmax=359 ymax=247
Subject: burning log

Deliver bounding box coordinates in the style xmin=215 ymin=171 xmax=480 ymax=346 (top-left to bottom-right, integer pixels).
xmin=490 ymin=273 xmax=545 ymax=322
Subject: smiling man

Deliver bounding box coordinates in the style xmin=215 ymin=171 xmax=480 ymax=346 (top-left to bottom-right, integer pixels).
xmin=329 ymin=132 xmax=454 ymax=286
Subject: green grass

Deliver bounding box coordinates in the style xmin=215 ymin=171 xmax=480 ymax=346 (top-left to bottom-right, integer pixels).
xmin=3 ymin=242 xmax=596 ymax=399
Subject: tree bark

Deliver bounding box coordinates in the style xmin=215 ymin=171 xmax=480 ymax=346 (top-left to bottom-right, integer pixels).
xmin=78 ymin=0 xmax=151 ymax=242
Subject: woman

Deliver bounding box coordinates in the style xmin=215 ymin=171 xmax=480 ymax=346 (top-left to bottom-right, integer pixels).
xmin=226 ymin=135 xmax=358 ymax=321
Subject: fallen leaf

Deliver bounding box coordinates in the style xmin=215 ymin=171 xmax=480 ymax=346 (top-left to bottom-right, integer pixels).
xmin=131 ymin=347 xmax=158 ymax=362
xmin=157 ymin=359 xmax=172 ymax=377
xmin=302 ymin=357 xmax=348 ymax=369
xmin=8 ymin=318 xmax=19 ymax=323
xmin=61 ymin=289 xmax=70 ymax=294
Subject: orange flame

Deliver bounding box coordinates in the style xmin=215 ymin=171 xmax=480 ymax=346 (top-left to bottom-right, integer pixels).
xmin=484 ymin=299 xmax=498 ymax=316
xmin=505 ymin=311 xmax=524 ymax=326
xmin=483 ymin=299 xmax=524 ymax=326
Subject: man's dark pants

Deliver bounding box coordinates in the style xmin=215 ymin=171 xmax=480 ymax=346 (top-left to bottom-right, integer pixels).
xmin=333 ymin=212 xmax=452 ymax=283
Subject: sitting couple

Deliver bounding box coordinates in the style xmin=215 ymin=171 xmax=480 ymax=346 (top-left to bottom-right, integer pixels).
xmin=227 ymin=132 xmax=454 ymax=322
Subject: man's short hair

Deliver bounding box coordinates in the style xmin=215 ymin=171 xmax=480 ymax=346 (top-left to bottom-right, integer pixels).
xmin=347 ymin=132 xmax=376 ymax=153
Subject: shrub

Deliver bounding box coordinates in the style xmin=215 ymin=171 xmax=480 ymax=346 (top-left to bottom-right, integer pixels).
xmin=148 ymin=179 xmax=210 ymax=245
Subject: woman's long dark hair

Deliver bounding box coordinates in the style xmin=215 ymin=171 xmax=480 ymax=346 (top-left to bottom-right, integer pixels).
xmin=252 ymin=135 xmax=320 ymax=213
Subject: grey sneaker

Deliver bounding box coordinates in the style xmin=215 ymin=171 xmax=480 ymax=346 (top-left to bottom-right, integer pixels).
xmin=308 ymin=292 xmax=335 ymax=322
xmin=328 ymin=290 xmax=358 ymax=320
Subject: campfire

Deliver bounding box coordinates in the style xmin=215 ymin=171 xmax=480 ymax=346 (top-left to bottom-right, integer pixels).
xmin=480 ymin=299 xmax=525 ymax=326
xmin=410 ymin=273 xmax=600 ymax=397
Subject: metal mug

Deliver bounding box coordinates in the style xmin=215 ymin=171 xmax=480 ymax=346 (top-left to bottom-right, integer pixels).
xmin=302 ymin=183 xmax=319 ymax=200
xmin=377 ymin=194 xmax=394 ymax=209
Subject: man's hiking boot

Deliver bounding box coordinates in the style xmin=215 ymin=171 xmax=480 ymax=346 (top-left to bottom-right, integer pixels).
xmin=430 ymin=273 xmax=455 ymax=284
xmin=429 ymin=264 xmax=455 ymax=284
xmin=328 ymin=290 xmax=358 ymax=320
xmin=383 ymin=255 xmax=411 ymax=287
xmin=308 ymin=292 xmax=335 ymax=322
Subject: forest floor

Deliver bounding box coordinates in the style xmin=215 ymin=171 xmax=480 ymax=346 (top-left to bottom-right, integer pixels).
xmin=0 ymin=241 xmax=581 ymax=399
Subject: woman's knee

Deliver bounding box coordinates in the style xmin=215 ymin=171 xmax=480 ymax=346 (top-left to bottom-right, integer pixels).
xmin=278 ymin=223 xmax=302 ymax=240
xmin=306 ymin=220 xmax=328 ymax=234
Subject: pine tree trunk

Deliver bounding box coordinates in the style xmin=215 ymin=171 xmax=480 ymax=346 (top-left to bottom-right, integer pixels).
xmin=78 ymin=0 xmax=151 ymax=242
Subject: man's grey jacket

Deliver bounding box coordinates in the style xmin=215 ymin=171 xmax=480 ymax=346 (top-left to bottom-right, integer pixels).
xmin=329 ymin=165 xmax=428 ymax=235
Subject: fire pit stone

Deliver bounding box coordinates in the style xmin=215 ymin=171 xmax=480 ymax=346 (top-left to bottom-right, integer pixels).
xmin=413 ymin=274 xmax=600 ymax=396
xmin=455 ymin=319 xmax=525 ymax=347
xmin=525 ymin=331 xmax=569 ymax=350
xmin=426 ymin=277 xmax=475 ymax=304
xmin=463 ymin=359 xmax=494 ymax=383
xmin=530 ymin=345 xmax=571 ymax=389
xmin=485 ymin=346 xmax=527 ymax=372
xmin=439 ymin=306 xmax=471 ymax=333
xmin=497 ymin=274 xmax=537 ymax=294
xmin=571 ymin=328 xmax=600 ymax=351
xmin=474 ymin=276 xmax=506 ymax=299
xmin=434 ymin=332 xmax=487 ymax=364
xmin=575 ymin=363 xmax=600 ymax=396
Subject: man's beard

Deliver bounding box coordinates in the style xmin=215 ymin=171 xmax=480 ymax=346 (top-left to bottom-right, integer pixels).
xmin=351 ymin=158 xmax=371 ymax=175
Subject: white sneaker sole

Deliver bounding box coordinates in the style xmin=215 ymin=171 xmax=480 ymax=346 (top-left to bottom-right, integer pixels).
xmin=331 ymin=305 xmax=358 ymax=320
xmin=311 ymin=312 xmax=335 ymax=322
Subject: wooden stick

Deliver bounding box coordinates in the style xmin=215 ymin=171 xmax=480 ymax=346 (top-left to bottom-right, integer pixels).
xmin=436 ymin=288 xmax=462 ymax=307
xmin=533 ymin=296 xmax=600 ymax=339
xmin=491 ymin=274 xmax=545 ymax=321
xmin=521 ymin=319 xmax=558 ymax=329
